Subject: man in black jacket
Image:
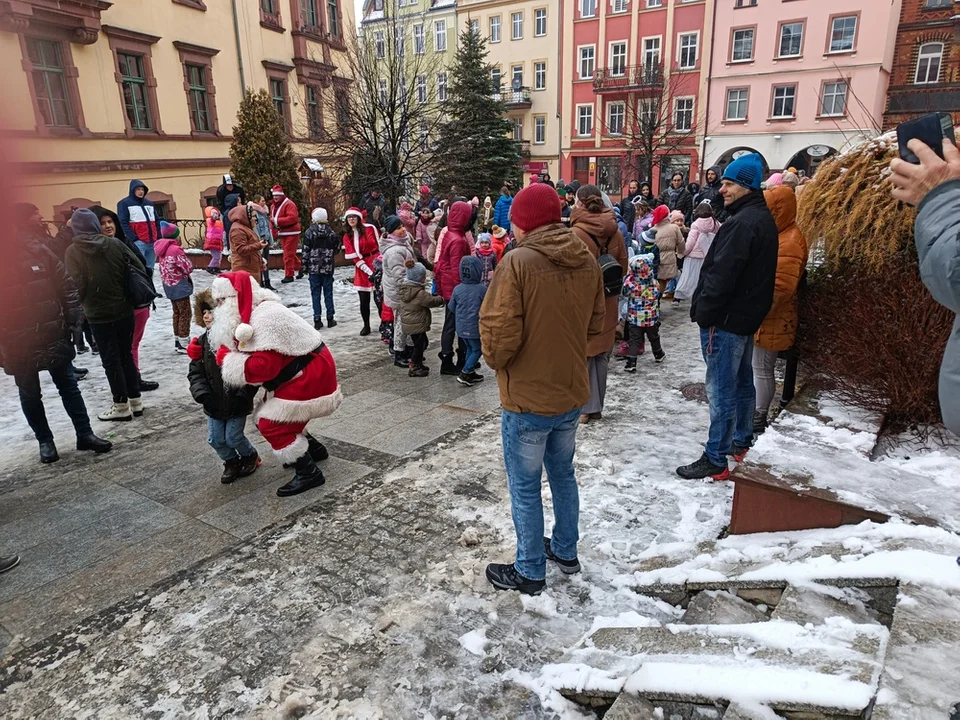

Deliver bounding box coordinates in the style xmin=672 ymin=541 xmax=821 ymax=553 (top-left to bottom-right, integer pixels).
xmin=216 ymin=174 xmax=246 ymax=214
xmin=678 ymin=153 xmax=778 ymax=481
xmin=619 ymin=179 xmax=640 ymax=233
xmin=0 ymin=206 xmax=112 ymax=463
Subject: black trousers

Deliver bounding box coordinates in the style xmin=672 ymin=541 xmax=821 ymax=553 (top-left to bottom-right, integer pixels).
xmin=15 ymin=362 xmax=92 ymax=443
xmin=410 ymin=333 xmax=429 ymax=366
xmin=627 ymin=324 xmax=662 ymax=357
xmin=441 ymin=305 xmax=467 ymax=358
xmin=90 ymin=315 xmax=141 ymax=402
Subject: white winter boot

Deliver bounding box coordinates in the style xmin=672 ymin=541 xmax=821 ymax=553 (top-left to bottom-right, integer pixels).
xmin=130 ymin=397 xmax=144 ymax=417
xmin=98 ymin=401 xmax=132 ymax=422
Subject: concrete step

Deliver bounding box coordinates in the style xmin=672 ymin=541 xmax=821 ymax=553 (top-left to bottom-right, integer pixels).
xmin=771 ymin=584 xmax=885 ymax=628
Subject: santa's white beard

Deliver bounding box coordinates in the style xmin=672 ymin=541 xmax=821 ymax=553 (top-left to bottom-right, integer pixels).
xmin=209 ymin=297 xmax=240 ymax=351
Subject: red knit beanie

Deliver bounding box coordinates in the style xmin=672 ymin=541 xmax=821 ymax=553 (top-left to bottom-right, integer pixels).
xmin=510 ymin=183 xmax=562 ymax=232
xmin=652 ymin=205 xmax=669 ymax=226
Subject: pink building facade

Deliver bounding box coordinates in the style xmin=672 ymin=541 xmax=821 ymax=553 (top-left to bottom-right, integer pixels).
xmin=703 ymin=0 xmax=901 ymax=176
xmin=560 ymin=0 xmax=715 ymax=200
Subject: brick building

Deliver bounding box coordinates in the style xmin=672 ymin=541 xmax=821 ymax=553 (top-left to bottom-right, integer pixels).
xmin=883 ymin=0 xmax=960 ymax=129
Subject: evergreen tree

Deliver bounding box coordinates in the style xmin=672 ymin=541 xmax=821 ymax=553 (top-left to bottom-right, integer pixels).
xmin=434 ymin=24 xmax=520 ymax=198
xmin=229 ymin=89 xmax=308 ymax=227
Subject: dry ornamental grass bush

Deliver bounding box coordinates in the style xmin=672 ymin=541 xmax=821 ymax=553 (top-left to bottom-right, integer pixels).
xmin=794 ymin=131 xmax=958 ymax=431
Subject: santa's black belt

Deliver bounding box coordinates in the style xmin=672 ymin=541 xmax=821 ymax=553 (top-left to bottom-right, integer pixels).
xmin=263 ymin=343 xmax=325 ymax=391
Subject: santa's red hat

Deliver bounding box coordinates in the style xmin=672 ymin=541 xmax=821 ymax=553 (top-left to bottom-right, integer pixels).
xmin=211 ymin=271 xmax=256 ymax=344
xmin=345 ymin=206 xmax=364 ymax=222
xmin=271 ymin=185 xmax=284 ymax=196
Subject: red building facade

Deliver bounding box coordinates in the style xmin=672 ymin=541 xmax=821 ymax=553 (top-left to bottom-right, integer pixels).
xmin=559 ymin=0 xmax=715 ymax=201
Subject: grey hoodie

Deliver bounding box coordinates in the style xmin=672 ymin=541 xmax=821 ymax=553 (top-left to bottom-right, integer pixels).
xmin=915 ymin=179 xmax=960 ymax=435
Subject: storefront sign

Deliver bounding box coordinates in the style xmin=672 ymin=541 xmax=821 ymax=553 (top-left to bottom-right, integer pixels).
xmin=522 ymin=161 xmax=548 ymax=173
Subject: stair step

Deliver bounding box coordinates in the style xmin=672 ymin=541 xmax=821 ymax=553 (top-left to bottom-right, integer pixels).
xmin=680 ymin=590 xmax=769 ymax=625
xmin=771 ymin=584 xmax=883 ymax=627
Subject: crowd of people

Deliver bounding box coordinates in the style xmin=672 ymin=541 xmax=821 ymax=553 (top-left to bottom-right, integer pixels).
xmin=3 ymin=139 xmax=957 ymax=594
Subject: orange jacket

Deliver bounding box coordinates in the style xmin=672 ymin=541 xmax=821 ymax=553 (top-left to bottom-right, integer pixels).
xmin=755 ymin=186 xmax=808 ymax=352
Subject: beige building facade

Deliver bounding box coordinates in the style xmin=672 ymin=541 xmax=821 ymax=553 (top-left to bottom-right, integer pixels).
xmin=458 ymin=0 xmax=561 ymax=180
xmin=0 ymin=0 xmax=355 ymax=223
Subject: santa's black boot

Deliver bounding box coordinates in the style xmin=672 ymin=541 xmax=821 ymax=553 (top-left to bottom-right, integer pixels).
xmin=306 ymin=433 xmax=329 ymax=462
xmin=276 ymin=453 xmax=326 ymax=497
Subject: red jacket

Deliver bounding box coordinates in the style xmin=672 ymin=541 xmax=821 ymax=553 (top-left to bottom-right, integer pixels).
xmin=434 ymin=201 xmax=473 ymax=301
xmin=270 ymin=196 xmax=301 ymax=239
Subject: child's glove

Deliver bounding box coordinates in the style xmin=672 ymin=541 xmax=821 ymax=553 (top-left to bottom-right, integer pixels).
xmin=215 ymin=344 xmax=231 ymax=366
xmin=186 ymin=337 xmax=203 ymax=361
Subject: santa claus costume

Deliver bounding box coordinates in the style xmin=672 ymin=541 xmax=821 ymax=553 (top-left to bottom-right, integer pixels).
xmin=210 ymin=271 xmax=342 ymax=497
xmin=342 ymin=207 xmax=381 ymax=335
xmin=270 ymin=185 xmax=302 ymax=282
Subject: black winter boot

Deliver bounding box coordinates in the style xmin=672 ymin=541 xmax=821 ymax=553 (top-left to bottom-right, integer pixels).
xmin=39 ymin=441 xmax=59 ymax=464
xmin=455 ymin=348 xmax=466 ymax=372
xmin=306 ymin=434 xmax=329 ymax=462
xmin=393 ymin=349 xmax=410 ymax=368
xmin=326 ymin=317 xmax=337 ymax=328
xmin=77 ymin=433 xmax=112 ymax=454
xmin=237 ymin=449 xmax=261 ymax=478
xmin=276 ymin=453 xmax=326 ymax=497
xmin=314 ymin=318 xmax=324 ymax=330
xmin=624 ymin=357 xmax=637 ymax=373
xmin=439 ymin=353 xmax=459 ymax=376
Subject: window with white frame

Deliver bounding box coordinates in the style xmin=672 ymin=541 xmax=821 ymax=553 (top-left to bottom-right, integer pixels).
xmin=610 ymin=42 xmax=627 ymax=77
xmin=378 ymin=78 xmax=387 ymax=104
xmin=579 ymin=46 xmax=595 ymax=79
xmin=581 ymin=0 xmax=597 ymax=19
xmin=534 ymin=8 xmax=547 ymax=37
xmin=534 ymin=61 xmax=546 ymax=90
xmin=725 ymin=88 xmax=748 ymax=120
xmin=678 ymin=33 xmax=698 ymax=69
xmin=469 ymin=19 xmax=479 ymax=37
xmin=646 ymin=0 xmax=662 ymax=7
xmin=778 ymin=22 xmax=803 ymax=58
xmin=577 ymin=104 xmax=594 ymax=136
xmin=534 ymin=115 xmax=546 ymax=144
xmin=674 ymin=97 xmax=693 ymax=132
xmin=639 ymin=98 xmax=657 ymax=129
xmin=491 ymin=66 xmax=501 ymax=94
xmin=489 ymin=16 xmax=501 ymax=43
xmin=829 ymin=16 xmax=857 ymax=53
xmin=511 ymin=117 xmax=522 ymax=141
xmin=643 ymin=37 xmax=661 ymax=68
xmin=374 ymin=31 xmax=385 ymax=59
xmin=434 ymin=20 xmax=447 ymax=52
xmin=772 ymin=85 xmax=796 ymax=118
xmin=915 ymin=42 xmax=943 ymax=85
xmin=512 ymin=12 xmax=523 ymax=40
xmin=820 ymin=81 xmax=847 ymax=116
xmin=607 ymin=102 xmax=625 ymax=135
xmin=413 ymin=24 xmax=425 ymax=54
xmin=612 ymin=0 xmax=628 ymax=12
xmin=416 ymin=75 xmax=427 ymax=104
xmin=512 ymin=64 xmax=523 ymax=88
xmin=731 ymin=28 xmax=754 ymax=62
xmin=437 ymin=72 xmax=448 ymax=101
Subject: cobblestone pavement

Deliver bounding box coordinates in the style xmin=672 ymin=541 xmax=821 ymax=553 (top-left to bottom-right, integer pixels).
xmin=0 ymin=286 xmax=730 ymax=718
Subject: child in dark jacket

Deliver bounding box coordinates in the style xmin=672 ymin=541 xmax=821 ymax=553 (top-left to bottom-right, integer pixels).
xmin=302 ymin=208 xmax=342 ymax=330
xmin=474 ymin=233 xmax=497 ymax=287
xmin=186 ymin=290 xmax=260 ymax=484
xmin=399 ymin=261 xmax=445 ymax=377
xmin=447 ymin=255 xmax=487 ymax=387
xmin=621 ymin=254 xmax=664 ymax=371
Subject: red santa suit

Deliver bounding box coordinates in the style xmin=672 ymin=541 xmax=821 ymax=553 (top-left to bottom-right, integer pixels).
xmin=270 ymin=185 xmax=302 ymax=279
xmin=342 ymin=206 xmax=380 ymax=292
xmin=211 ymin=272 xmax=342 ymax=464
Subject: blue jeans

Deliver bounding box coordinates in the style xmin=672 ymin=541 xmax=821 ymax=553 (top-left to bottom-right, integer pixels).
xmin=207 ymin=416 xmax=256 ymax=462
xmin=309 ymin=273 xmax=335 ymax=320
xmin=135 ymin=240 xmax=156 ymax=271
xmin=501 ymin=407 xmax=581 ymax=581
xmin=461 ymin=337 xmax=482 ymax=373
xmin=700 ymin=327 xmax=755 ymax=466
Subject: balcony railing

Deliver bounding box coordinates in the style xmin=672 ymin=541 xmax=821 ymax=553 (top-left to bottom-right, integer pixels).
xmin=593 ymin=63 xmax=665 ymax=94
xmin=493 ymin=86 xmax=533 ymax=108
xmin=519 ymin=140 xmax=531 ymax=157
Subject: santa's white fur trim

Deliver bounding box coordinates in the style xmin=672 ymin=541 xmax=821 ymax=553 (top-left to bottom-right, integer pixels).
xmin=210 ymin=276 xmax=236 ymax=299
xmin=256 ymin=387 xmax=343 ymax=424
xmin=220 ymin=351 xmax=249 ymax=388
xmin=274 ymin=433 xmax=309 ymax=464
xmin=235 ymin=323 xmax=254 ymax=343
xmin=238 ymin=300 xmax=323 ymax=355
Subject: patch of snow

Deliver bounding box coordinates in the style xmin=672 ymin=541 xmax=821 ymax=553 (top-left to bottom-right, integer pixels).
xmin=458 ymin=628 xmax=488 ymax=656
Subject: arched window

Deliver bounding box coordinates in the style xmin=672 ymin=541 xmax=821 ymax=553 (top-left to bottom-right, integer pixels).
xmin=915 ymin=42 xmax=943 ymax=85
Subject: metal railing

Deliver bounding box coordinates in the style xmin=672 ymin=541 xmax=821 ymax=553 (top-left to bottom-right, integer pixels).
xmin=492 ymin=86 xmax=533 ymax=106
xmin=593 ymin=63 xmax=665 ymax=94
xmin=41 ymin=218 xmax=209 ymax=250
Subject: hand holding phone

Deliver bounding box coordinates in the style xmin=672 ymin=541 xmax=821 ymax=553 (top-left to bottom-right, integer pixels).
xmin=889 ymin=121 xmax=960 ymax=207
xmin=897 ymin=112 xmax=955 ymax=164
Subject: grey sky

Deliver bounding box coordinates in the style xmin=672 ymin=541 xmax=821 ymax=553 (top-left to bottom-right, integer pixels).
xmin=354 ymin=0 xmax=364 ymax=26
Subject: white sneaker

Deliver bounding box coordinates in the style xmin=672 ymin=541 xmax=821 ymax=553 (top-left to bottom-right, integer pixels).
xmin=98 ymin=402 xmax=132 ymax=422
xmin=130 ymin=397 xmax=144 ymax=417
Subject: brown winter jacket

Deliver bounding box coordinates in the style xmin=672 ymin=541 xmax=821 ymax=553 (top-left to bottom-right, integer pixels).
xmin=570 ymin=207 xmax=628 ymax=357
xmin=755 ymin=186 xmax=808 ymax=352
xmin=399 ymin=280 xmax=445 ymax=336
xmin=228 ymin=205 xmax=264 ymax=277
xmin=652 ymin=221 xmax=685 ymax=281
xmin=479 ymin=223 xmax=605 ymax=416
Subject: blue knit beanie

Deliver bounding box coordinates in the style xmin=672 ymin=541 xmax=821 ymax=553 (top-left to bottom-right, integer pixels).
xmin=405 ymin=261 xmax=427 ymax=284
xmin=721 ymin=154 xmax=764 ymax=191
xmin=71 ymin=208 xmax=101 ymax=236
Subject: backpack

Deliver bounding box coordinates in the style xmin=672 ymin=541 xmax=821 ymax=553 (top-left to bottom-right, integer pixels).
xmin=584 ymin=231 xmax=623 ymax=298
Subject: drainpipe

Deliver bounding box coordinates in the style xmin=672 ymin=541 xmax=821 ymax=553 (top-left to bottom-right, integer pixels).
xmin=231 ymin=0 xmax=247 ymax=93
xmin=700 ymin=0 xmax=718 ymax=178
xmin=556 ymin=0 xmax=564 ymax=179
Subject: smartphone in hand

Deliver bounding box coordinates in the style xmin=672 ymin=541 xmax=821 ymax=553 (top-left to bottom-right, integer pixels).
xmin=897 ymin=112 xmax=955 ymax=164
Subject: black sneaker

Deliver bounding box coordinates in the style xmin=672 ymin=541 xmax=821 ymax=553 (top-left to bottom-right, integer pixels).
xmin=326 ymin=318 xmax=337 ymax=328
xmin=139 ymin=379 xmax=160 ymax=392
xmin=544 ymin=537 xmax=581 ymax=574
xmin=409 ymin=365 xmax=429 ymax=377
xmin=360 ymin=325 xmax=371 ymax=337
xmin=467 ymin=371 xmax=484 ymax=383
xmin=314 ymin=318 xmax=323 ymax=330
xmin=0 ymin=555 xmax=20 ymax=574
xmin=485 ymin=563 xmax=545 ymax=595
xmin=654 ymin=352 xmax=666 ymax=364
xmin=456 ymin=371 xmax=475 ymax=387
xmin=676 ymin=454 xmax=730 ymax=481
xmin=281 ymin=276 xmax=295 ymax=284
xmin=624 ymin=358 xmax=637 ymax=373
xmin=730 ymin=444 xmax=750 ymax=463
xmin=73 ymin=366 xmax=89 ymax=379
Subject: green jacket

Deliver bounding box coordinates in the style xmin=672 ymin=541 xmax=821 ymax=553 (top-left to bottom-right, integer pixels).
xmin=65 ymin=233 xmax=146 ymax=324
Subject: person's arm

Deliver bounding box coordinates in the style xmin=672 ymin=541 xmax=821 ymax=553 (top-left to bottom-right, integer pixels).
xmin=685 ymin=223 xmax=701 ymax=257
xmin=64 ymin=248 xmax=87 ymax=303
xmin=768 ymin=232 xmax=806 ymax=315
xmin=479 ymin=259 xmax=523 ymax=371
xmin=914 ymin=179 xmax=960 ymax=314
xmin=47 ymin=247 xmax=82 ymax=328
xmin=187 ymin=355 xmax=213 ymax=404
xmin=587 ymin=272 xmax=606 ymax=339
xmin=694 ymin=225 xmax=753 ymax=329
xmin=115 ymin=237 xmax=146 ymax=274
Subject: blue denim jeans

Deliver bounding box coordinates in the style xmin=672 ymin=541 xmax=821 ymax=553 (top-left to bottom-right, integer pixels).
xmin=135 ymin=240 xmax=156 ymax=272
xmin=461 ymin=337 xmax=482 ymax=373
xmin=208 ymin=416 xmax=256 ymax=462
xmin=309 ymin=273 xmax=335 ymax=321
xmin=700 ymin=327 xmax=755 ymax=466
xmin=501 ymin=407 xmax=581 ymax=581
